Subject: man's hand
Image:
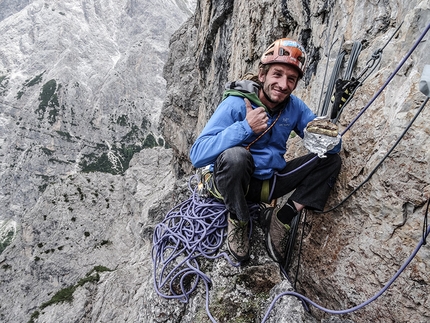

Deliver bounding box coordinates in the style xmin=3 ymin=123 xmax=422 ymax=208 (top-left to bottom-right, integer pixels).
xmin=244 ymin=98 xmax=268 ymax=133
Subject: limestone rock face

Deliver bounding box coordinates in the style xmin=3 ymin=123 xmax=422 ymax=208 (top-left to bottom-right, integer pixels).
xmin=0 ymin=0 xmax=194 ymax=219
xmin=161 ymin=0 xmax=430 ymax=322
xmin=1 ymin=0 xmax=430 ymax=322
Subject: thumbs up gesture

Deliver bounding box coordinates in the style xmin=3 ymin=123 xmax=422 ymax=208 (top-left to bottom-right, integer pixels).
xmin=244 ymin=98 xmax=268 ymax=134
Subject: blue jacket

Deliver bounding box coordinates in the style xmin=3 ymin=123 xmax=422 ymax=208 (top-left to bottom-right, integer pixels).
xmin=190 ymin=83 xmax=340 ymax=180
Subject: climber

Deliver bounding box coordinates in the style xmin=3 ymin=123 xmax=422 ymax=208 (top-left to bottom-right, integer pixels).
xmin=189 ymin=38 xmax=342 ymax=264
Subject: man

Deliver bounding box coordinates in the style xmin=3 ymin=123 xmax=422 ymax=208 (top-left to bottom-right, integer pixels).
xmin=190 ymin=38 xmax=342 ymax=264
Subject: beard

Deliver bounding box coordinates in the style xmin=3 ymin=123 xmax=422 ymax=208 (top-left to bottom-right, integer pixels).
xmin=261 ymin=83 xmax=290 ymax=106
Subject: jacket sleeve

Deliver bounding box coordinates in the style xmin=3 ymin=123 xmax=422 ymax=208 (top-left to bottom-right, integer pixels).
xmin=189 ymin=96 xmax=254 ymax=168
xmin=327 ymin=138 xmax=342 ymax=154
xmin=292 ymin=97 xmax=317 ymax=138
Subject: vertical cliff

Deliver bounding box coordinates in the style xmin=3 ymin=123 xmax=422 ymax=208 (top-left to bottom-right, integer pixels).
xmin=0 ymin=0 xmax=429 ymax=322
xmin=0 ymin=0 xmax=197 ymax=322
xmin=161 ymin=0 xmax=430 ymax=322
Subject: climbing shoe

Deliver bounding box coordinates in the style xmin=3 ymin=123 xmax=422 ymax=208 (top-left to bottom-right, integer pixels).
xmin=264 ymin=207 xmax=291 ymax=264
xmin=226 ymin=213 xmax=250 ymax=262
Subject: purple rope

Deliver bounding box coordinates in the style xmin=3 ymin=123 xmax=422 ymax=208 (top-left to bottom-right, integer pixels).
xmin=152 ymin=175 xmax=260 ymax=322
xmin=262 ymin=223 xmax=430 ymax=322
xmin=342 ymin=21 xmax=430 ymax=135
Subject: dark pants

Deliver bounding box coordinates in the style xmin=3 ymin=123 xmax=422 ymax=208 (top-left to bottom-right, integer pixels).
xmin=213 ymin=146 xmax=342 ymax=222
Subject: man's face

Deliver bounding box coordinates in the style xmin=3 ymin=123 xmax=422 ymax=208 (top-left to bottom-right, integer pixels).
xmin=258 ymin=63 xmax=299 ymax=109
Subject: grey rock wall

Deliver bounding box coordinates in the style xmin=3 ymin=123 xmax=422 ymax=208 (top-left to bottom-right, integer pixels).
xmin=0 ymin=0 xmax=198 ymax=322
xmin=161 ymin=0 xmax=430 ymax=322
xmin=1 ymin=0 xmax=429 ymax=322
xmin=0 ymin=0 xmax=194 ymax=220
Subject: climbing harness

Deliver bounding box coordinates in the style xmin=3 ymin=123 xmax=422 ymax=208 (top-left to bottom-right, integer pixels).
xmin=197 ymin=167 xmax=223 ymax=200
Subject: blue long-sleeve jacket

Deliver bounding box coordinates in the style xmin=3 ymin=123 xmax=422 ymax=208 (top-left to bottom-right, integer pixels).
xmin=190 ymin=87 xmax=340 ymax=180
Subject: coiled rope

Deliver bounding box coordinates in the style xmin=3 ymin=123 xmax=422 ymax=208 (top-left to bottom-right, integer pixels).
xmin=152 ymin=175 xmax=260 ymax=322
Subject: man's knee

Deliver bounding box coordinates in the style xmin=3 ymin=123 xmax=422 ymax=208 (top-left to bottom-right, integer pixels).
xmin=217 ymin=147 xmax=254 ymax=170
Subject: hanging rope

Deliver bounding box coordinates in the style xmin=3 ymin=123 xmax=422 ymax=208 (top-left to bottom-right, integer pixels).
xmin=331 ymin=22 xmax=403 ymax=122
xmin=319 ymin=43 xmax=346 ymax=116
xmin=423 ymin=198 xmax=429 ymax=245
xmin=344 ymin=41 xmax=363 ymax=80
xmin=342 ymin=22 xmax=429 ymax=135
xmin=262 ymin=220 xmax=430 ymax=322
xmin=331 ymin=51 xmax=381 ymax=123
xmin=317 ymin=24 xmax=340 ymax=115
xmin=322 ymin=96 xmax=429 ymax=213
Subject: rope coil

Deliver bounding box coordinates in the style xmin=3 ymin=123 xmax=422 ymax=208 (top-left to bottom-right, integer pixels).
xmin=152 ymin=176 xmax=260 ymax=322
xmin=152 ymin=178 xmax=230 ymax=300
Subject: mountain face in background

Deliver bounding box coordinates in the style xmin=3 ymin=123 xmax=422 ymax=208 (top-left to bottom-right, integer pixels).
xmin=1 ymin=0 xmax=430 ymax=322
xmin=0 ymin=0 xmax=196 ymax=322
xmin=0 ymin=0 xmax=194 ymax=220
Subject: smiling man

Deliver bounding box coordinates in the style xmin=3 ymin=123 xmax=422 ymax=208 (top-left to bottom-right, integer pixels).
xmin=189 ymin=38 xmax=342 ymax=265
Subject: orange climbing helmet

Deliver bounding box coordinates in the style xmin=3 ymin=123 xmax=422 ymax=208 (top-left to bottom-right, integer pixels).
xmin=260 ymin=38 xmax=307 ymax=77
